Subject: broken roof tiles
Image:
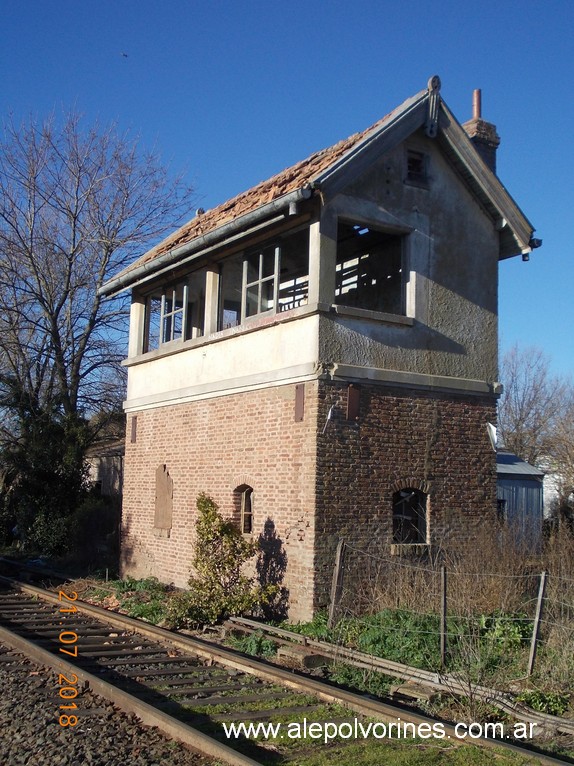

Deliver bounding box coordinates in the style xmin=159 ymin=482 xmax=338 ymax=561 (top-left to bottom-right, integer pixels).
xmin=123 ymin=112 xmax=390 ymax=276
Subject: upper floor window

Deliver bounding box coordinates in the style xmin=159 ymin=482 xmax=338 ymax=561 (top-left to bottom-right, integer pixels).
xmin=335 ymin=222 xmax=405 ymax=315
xmin=219 ymin=228 xmax=309 ymax=330
xmin=392 ymin=488 xmax=427 ymax=544
xmin=144 ymin=270 xmax=205 ymax=352
xmin=244 ymin=245 xmax=280 ymax=319
xmin=405 ymin=149 xmax=429 ymax=187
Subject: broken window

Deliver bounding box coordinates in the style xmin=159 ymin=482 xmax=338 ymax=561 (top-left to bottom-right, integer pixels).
xmin=233 ymin=484 xmax=254 ymax=535
xmin=244 ymin=245 xmax=280 ymax=318
xmin=218 ymin=228 xmax=309 ymax=329
xmin=219 ymin=255 xmax=243 ymax=330
xmin=392 ymin=488 xmax=427 ymax=544
xmin=335 ymin=222 xmax=404 ymax=315
xmin=278 ymin=228 xmax=309 ymax=312
xmin=144 ymin=272 xmax=205 ymax=351
xmin=405 ymin=149 xmax=429 ymax=186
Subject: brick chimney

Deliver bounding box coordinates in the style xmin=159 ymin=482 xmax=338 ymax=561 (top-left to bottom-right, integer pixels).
xmin=462 ymin=89 xmax=500 ymax=173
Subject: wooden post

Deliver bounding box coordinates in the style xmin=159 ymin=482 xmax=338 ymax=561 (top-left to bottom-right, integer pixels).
xmin=528 ymin=570 xmax=547 ymax=676
xmin=328 ymin=540 xmax=346 ymax=629
xmin=440 ymin=565 xmax=447 ymax=668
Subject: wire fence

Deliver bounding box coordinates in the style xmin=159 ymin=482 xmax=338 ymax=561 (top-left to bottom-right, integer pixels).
xmin=327 ymin=534 xmax=574 ymax=684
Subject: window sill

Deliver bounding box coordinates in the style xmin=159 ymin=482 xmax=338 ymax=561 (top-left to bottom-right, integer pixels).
xmin=330 ymin=304 xmax=414 ymax=326
xmin=390 ymin=543 xmax=429 ymax=556
xmin=124 ymin=300 xmax=414 ymax=368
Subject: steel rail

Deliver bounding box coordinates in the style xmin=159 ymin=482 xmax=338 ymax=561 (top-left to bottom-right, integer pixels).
xmin=0 ymin=622 xmax=262 ymax=766
xmin=1 ymin=576 xmax=572 ymax=766
xmin=227 ymin=615 xmax=574 ymax=737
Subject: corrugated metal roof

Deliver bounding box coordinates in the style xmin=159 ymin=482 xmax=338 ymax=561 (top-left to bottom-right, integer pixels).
xmin=496 ymin=450 xmax=544 ymax=478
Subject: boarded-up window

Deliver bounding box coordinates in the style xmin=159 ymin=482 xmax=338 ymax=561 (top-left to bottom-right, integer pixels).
xmin=294 ymin=383 xmax=305 ymax=422
xmin=154 ymin=464 xmax=173 ymax=538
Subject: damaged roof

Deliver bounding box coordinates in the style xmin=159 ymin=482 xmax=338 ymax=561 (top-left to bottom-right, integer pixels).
xmin=100 ymin=78 xmax=535 ymax=296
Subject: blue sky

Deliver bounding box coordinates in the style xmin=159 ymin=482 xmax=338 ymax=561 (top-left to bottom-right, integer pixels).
xmin=2 ymin=0 xmax=573 ymax=377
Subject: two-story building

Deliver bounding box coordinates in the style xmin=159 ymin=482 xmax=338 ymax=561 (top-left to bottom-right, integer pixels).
xmin=100 ymin=77 xmax=537 ymax=620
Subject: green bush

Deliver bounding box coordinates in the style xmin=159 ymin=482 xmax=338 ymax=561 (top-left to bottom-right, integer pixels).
xmin=516 ymin=690 xmax=570 ymax=716
xmin=165 ymin=493 xmax=277 ymax=628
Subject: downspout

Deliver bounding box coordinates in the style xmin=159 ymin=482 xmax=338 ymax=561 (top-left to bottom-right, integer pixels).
xmin=99 ymin=186 xmax=313 ymax=297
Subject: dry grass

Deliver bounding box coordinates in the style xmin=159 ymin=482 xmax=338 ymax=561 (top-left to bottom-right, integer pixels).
xmin=335 ymin=526 xmax=574 ymax=695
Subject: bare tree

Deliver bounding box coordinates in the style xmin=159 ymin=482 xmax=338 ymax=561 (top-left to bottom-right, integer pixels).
xmin=0 ymin=112 xmax=194 ymax=550
xmin=548 ymin=389 xmax=574 ymax=521
xmin=498 ymin=345 xmax=574 ymax=523
xmin=0 ymin=112 xmax=194 ymax=431
xmin=498 ymin=345 xmax=567 ymax=464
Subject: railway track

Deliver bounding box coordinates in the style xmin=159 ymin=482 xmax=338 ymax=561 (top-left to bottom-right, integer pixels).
xmin=0 ymin=573 xmax=572 ymax=766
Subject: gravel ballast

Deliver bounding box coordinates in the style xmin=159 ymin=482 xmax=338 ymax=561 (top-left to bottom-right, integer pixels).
xmin=0 ymin=645 xmax=215 ymax=766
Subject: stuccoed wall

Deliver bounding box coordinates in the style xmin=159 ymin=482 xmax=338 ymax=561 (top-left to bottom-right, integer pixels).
xmin=318 ymin=133 xmax=499 ymax=385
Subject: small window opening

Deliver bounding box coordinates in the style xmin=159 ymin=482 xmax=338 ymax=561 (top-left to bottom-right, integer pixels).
xmin=241 ymin=487 xmax=253 ymax=534
xmin=392 ymin=488 xmax=427 ymax=544
xmin=233 ymin=484 xmax=254 ymax=535
xmin=335 ymin=222 xmax=404 ymax=315
xmin=406 ymin=150 xmax=428 ymax=185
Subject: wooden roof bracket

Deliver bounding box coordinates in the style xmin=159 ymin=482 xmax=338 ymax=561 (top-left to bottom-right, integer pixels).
xmin=425 ymin=75 xmax=441 ymax=138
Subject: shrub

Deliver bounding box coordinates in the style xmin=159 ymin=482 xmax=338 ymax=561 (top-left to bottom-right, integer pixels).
xmin=165 ymin=493 xmax=276 ymax=628
xmin=516 ymin=690 xmax=570 ymax=716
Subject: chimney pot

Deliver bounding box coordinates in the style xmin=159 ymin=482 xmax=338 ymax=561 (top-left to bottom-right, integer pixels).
xmin=462 ymin=88 xmax=500 ymax=174
xmin=472 ymin=89 xmax=482 ymax=120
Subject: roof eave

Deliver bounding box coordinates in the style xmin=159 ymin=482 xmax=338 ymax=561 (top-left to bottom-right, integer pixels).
xmin=99 ymin=186 xmax=313 ymax=297
xmin=438 ymin=101 xmax=535 ymax=260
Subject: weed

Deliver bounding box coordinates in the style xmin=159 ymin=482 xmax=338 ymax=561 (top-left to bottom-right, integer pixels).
xmin=516 ymin=690 xmax=570 ymax=716
xmin=227 ymin=630 xmax=278 ymax=658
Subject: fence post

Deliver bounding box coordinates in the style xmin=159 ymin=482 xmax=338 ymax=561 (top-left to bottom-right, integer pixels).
xmin=440 ymin=564 xmax=447 ymax=668
xmin=528 ymin=570 xmax=547 ymax=677
xmin=328 ymin=539 xmax=347 ymax=628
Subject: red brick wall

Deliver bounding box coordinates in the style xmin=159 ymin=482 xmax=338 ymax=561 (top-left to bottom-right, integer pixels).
xmin=121 ymin=378 xmax=497 ymax=620
xmin=121 ymin=382 xmax=319 ymax=621
xmin=313 ymin=381 xmax=498 ymax=609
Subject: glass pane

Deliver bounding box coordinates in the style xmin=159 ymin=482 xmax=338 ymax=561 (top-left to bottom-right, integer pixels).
xmin=146 ymin=295 xmax=161 ymax=351
xmin=172 ymin=311 xmax=183 ymax=340
xmin=162 ymin=315 xmax=173 ymax=342
xmin=245 ymin=284 xmax=259 ymax=317
xmin=246 ymin=252 xmax=260 ymax=284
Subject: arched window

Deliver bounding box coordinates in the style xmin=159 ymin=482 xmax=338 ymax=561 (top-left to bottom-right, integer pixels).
xmin=233 ymin=485 xmax=254 ymax=535
xmin=392 ymin=488 xmax=427 ymax=544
